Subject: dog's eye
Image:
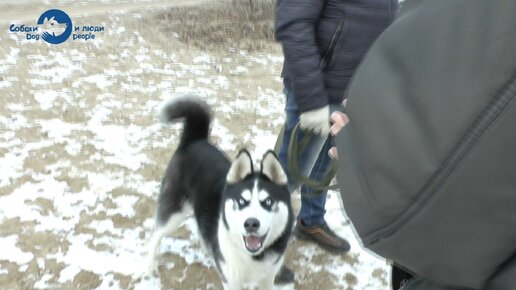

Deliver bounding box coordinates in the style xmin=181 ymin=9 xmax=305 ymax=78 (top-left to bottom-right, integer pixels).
xmin=238 ymin=197 xmax=247 ymax=206
xmin=263 ymin=198 xmax=273 ymax=207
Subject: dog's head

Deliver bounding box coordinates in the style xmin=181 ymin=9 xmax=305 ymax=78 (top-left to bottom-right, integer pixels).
xmin=42 ymin=16 xmax=67 ymax=36
xmin=222 ymin=150 xmax=292 ymax=256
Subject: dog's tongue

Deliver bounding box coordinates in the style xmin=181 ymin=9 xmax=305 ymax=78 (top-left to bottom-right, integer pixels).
xmin=245 ymin=235 xmax=262 ymax=251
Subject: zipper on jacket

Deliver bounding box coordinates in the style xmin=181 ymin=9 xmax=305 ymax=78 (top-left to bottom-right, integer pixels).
xmin=364 ymin=73 xmax=516 ymax=245
xmin=319 ymin=16 xmax=345 ymax=70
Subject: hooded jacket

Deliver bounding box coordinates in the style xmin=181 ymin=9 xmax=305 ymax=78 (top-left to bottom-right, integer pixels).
xmin=335 ymin=0 xmax=516 ymax=289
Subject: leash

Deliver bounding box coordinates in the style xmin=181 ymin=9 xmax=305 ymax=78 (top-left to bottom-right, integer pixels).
xmin=286 ymin=123 xmax=339 ymax=197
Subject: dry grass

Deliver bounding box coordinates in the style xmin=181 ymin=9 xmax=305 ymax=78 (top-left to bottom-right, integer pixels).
xmin=152 ymin=0 xmax=276 ymax=51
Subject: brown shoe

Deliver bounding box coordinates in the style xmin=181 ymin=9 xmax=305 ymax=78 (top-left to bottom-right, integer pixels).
xmin=294 ymin=220 xmax=351 ymax=253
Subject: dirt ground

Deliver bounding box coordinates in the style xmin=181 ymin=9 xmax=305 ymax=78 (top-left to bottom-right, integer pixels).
xmin=0 ymin=1 xmax=389 ymax=289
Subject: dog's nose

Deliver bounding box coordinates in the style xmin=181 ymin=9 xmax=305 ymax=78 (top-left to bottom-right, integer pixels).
xmin=244 ymin=218 xmax=260 ymax=232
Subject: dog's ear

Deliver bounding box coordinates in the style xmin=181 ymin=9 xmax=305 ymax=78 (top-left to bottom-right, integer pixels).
xmin=261 ymin=150 xmax=288 ymax=185
xmin=226 ymin=149 xmax=254 ymax=184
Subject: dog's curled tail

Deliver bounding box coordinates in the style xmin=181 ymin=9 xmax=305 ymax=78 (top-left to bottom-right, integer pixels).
xmin=159 ymin=96 xmax=212 ymax=148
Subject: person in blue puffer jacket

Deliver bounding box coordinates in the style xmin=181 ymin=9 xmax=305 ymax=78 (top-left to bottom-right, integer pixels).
xmin=274 ymin=0 xmax=398 ymax=284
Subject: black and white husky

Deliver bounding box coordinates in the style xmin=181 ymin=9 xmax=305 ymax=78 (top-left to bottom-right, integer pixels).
xmin=145 ymin=97 xmax=294 ymax=290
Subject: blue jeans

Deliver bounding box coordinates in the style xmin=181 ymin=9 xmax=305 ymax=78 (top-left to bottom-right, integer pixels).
xmin=278 ymin=87 xmax=332 ymax=226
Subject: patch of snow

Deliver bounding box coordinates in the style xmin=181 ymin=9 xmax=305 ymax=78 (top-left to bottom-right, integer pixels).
xmin=0 ymin=236 xmax=34 ymax=265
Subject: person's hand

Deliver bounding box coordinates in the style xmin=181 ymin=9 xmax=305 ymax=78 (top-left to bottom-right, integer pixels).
xmin=299 ymin=105 xmax=330 ymax=136
xmin=328 ymin=111 xmax=349 ymax=159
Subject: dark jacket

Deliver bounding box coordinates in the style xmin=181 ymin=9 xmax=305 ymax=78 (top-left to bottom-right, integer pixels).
xmin=335 ymin=0 xmax=516 ymax=289
xmin=275 ymin=0 xmax=397 ymax=112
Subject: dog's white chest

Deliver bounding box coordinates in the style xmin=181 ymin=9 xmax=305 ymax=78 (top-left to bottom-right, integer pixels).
xmin=217 ymin=221 xmax=282 ymax=290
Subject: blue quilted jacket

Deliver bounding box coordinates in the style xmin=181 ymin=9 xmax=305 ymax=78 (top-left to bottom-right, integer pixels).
xmin=275 ymin=0 xmax=398 ymax=112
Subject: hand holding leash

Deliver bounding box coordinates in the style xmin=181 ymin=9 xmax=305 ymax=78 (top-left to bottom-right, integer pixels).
xmin=328 ymin=111 xmax=349 ymax=160
xmin=299 ymin=105 xmax=331 ymax=136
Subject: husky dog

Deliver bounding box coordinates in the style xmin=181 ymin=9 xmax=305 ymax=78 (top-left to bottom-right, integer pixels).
xmin=146 ymin=97 xmax=294 ymax=290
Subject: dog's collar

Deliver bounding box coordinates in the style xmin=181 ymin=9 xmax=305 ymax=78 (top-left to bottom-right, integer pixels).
xmin=252 ymin=251 xmax=265 ymax=261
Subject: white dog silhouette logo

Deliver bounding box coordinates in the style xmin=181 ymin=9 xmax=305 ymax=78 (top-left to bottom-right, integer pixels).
xmin=41 ymin=16 xmax=67 ymax=36
xmin=37 ymin=9 xmax=72 ymax=44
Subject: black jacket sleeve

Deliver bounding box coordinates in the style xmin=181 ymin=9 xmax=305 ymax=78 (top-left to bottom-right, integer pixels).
xmin=275 ymin=0 xmax=328 ymax=112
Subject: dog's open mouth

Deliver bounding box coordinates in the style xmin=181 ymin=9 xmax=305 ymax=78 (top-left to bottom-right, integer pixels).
xmin=243 ymin=234 xmax=267 ymax=253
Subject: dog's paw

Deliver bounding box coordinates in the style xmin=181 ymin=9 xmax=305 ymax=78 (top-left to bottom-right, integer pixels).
xmin=140 ymin=255 xmax=159 ymax=278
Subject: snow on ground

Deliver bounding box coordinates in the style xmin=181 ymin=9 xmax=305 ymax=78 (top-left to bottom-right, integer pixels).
xmin=0 ymin=1 xmax=390 ymax=290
